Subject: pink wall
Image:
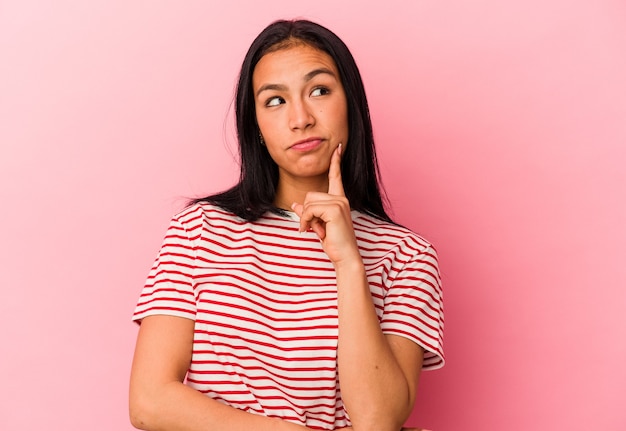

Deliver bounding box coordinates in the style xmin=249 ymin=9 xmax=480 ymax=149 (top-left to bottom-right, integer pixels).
xmin=1 ymin=1 xmax=625 ymax=430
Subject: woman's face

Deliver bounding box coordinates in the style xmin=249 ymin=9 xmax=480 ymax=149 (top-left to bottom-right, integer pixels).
xmin=252 ymin=43 xmax=349 ymax=186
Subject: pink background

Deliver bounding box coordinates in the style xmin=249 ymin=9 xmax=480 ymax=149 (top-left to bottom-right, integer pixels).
xmin=1 ymin=1 xmax=625 ymax=430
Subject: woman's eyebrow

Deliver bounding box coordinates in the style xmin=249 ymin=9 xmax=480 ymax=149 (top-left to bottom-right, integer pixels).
xmin=304 ymin=67 xmax=336 ymax=82
xmin=256 ymin=83 xmax=287 ymax=97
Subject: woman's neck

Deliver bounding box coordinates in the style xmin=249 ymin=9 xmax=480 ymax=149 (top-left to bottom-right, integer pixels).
xmin=273 ymin=175 xmax=329 ymax=210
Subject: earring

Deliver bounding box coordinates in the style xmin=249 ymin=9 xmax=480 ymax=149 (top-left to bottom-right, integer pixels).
xmin=259 ymin=132 xmax=265 ymax=146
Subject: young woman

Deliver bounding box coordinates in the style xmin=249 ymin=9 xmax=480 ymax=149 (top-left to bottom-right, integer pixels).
xmin=130 ymin=19 xmax=444 ymax=431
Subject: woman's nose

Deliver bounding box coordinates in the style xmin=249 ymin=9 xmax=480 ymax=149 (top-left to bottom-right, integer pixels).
xmin=288 ymin=100 xmax=315 ymax=130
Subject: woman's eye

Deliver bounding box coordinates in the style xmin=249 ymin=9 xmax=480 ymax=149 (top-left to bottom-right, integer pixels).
xmin=311 ymin=87 xmax=330 ymax=97
xmin=266 ymin=96 xmax=284 ymax=107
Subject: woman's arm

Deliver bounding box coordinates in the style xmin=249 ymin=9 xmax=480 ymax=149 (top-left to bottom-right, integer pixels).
xmin=292 ymin=145 xmax=424 ymax=431
xmin=129 ymin=315 xmax=313 ymax=431
xmin=335 ymin=263 xmax=424 ymax=431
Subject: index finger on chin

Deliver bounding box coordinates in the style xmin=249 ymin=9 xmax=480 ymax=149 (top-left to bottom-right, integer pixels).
xmin=327 ymin=143 xmax=345 ymax=197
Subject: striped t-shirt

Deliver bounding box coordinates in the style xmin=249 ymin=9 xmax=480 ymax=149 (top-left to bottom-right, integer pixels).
xmin=133 ymin=203 xmax=444 ymax=430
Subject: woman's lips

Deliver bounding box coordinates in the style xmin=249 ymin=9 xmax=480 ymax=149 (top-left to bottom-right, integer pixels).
xmin=290 ymin=138 xmax=323 ymax=152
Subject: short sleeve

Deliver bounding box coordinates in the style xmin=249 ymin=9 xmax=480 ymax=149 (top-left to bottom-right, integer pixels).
xmin=133 ymin=215 xmax=198 ymax=322
xmin=380 ymin=239 xmax=445 ymax=370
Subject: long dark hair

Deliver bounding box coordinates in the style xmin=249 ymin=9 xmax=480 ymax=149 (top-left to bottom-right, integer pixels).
xmin=193 ymin=19 xmax=393 ymax=223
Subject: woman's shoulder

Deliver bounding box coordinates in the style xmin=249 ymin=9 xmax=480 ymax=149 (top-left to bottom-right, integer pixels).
xmin=171 ymin=202 xmax=243 ymax=228
xmin=352 ymin=211 xmax=436 ymax=254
